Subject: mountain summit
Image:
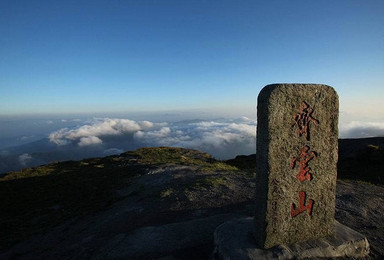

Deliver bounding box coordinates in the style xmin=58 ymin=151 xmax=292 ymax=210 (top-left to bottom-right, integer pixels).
xmin=0 ymin=146 xmax=383 ymax=259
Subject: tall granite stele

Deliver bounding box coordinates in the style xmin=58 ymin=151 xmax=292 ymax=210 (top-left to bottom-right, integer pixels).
xmin=254 ymin=84 xmax=339 ymax=248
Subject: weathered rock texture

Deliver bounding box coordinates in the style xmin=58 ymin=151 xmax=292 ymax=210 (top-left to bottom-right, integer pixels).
xmin=255 ymin=84 xmax=339 ymax=248
xmin=214 ymin=217 xmax=369 ymax=260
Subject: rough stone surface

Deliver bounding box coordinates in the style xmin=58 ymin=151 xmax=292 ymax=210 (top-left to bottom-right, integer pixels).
xmin=255 ymin=84 xmax=339 ymax=248
xmin=92 ymin=213 xmax=244 ymax=259
xmin=214 ymin=217 xmax=370 ymax=260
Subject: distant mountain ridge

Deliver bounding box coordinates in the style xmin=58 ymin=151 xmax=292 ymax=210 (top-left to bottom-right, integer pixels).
xmin=339 ymin=137 xmax=384 ymax=158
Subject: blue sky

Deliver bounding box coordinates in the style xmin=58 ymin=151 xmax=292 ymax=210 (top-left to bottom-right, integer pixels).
xmin=0 ymin=0 xmax=383 ymax=118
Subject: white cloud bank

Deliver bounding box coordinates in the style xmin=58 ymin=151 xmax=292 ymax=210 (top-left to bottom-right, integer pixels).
xmin=18 ymin=153 xmax=32 ymax=166
xmin=47 ymin=117 xmax=384 ymax=159
xmin=78 ymin=136 xmax=103 ymax=147
xmin=340 ymin=121 xmax=384 ymax=138
xmin=131 ymin=118 xmax=257 ymax=158
xmin=49 ymin=118 xmax=155 ymax=147
xmin=48 ymin=117 xmax=257 ymax=159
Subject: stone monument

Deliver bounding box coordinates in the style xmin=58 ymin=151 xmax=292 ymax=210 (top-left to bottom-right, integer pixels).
xmin=254 ymin=84 xmax=338 ymax=248
xmin=213 ymin=84 xmax=370 ymax=259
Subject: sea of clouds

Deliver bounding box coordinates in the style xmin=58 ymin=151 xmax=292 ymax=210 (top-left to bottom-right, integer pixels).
xmin=46 ymin=117 xmax=384 ymax=153
xmin=48 ymin=117 xmax=257 ymax=159
xmin=339 ymin=121 xmax=384 ymax=138
xmin=1 ymin=115 xmax=384 ymax=173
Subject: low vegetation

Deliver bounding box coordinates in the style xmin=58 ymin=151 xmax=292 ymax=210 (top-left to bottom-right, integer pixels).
xmin=160 ymin=188 xmax=175 ymax=198
xmin=1 ymin=143 xmax=383 ymax=253
xmin=0 ymin=147 xmax=239 ymax=249
xmin=125 ymin=147 xmax=238 ymax=172
xmin=187 ymin=176 xmax=229 ymax=191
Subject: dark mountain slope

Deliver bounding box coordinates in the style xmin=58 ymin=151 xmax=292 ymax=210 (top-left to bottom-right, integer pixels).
xmin=0 ymin=144 xmax=383 ymax=259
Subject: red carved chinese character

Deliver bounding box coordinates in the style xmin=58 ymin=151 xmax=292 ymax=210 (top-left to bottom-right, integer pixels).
xmin=291 ymin=101 xmax=319 ymax=141
xmin=291 ymin=191 xmax=314 ymax=218
xmin=291 ymin=145 xmax=317 ymax=182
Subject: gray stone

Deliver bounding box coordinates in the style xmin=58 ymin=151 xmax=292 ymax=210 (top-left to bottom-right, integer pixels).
xmin=214 ymin=217 xmax=370 ymax=260
xmin=92 ymin=213 xmax=244 ymax=259
xmin=255 ymin=84 xmax=339 ymax=248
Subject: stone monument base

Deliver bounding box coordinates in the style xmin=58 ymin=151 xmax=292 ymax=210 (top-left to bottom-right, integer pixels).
xmin=213 ymin=218 xmax=369 ymax=259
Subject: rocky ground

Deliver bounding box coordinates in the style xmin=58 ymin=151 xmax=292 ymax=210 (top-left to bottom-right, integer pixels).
xmin=335 ymin=180 xmax=384 ymax=259
xmin=0 ymin=145 xmax=383 ymax=259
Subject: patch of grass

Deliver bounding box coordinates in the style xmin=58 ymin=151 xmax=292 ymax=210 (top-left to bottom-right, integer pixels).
xmin=160 ymin=188 xmax=175 ymax=198
xmin=367 ymin=144 xmax=380 ymax=150
xmin=1 ymin=165 xmax=56 ymax=181
xmin=203 ymin=162 xmax=238 ymax=172
xmin=128 ymin=147 xmax=212 ymax=164
xmin=126 ymin=147 xmax=238 ymax=172
xmin=187 ymin=176 xmax=229 ymax=191
xmin=355 ymin=179 xmax=374 ymax=185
